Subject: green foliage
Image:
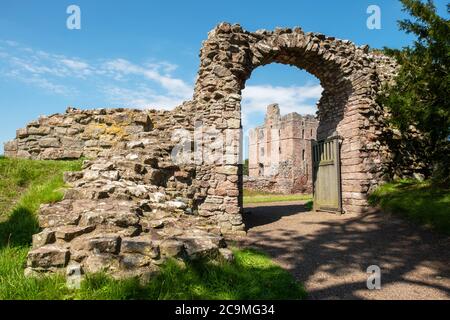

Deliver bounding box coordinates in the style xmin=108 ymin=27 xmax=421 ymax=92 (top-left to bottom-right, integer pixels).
xmin=304 ymin=200 xmax=314 ymax=211
xmin=243 ymin=159 xmax=249 ymax=176
xmin=379 ymin=0 xmax=450 ymax=185
xmin=369 ymin=179 xmax=450 ymax=235
xmin=0 ymin=158 xmax=305 ymax=300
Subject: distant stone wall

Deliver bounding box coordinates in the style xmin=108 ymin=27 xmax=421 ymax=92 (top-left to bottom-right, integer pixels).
xmin=247 ymin=104 xmax=317 ymax=194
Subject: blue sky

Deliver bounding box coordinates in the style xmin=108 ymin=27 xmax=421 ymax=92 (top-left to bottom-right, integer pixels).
xmin=1 ymin=0 xmax=448 ymax=154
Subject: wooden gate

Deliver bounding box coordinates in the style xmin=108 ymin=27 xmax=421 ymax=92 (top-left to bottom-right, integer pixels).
xmin=312 ymin=136 xmax=342 ymax=213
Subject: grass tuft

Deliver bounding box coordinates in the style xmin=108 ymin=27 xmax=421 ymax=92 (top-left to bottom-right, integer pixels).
xmin=369 ymin=179 xmax=450 ymax=235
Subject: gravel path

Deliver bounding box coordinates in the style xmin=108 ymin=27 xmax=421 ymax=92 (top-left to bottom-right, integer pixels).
xmin=237 ymin=201 xmax=450 ymax=300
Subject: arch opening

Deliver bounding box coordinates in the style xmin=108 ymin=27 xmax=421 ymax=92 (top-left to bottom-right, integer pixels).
xmin=241 ymin=63 xmax=322 ymax=221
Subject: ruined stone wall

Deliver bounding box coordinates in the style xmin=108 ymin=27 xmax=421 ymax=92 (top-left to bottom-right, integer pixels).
xmin=7 ymin=102 xmax=238 ymax=279
xmin=3 ymin=104 xmax=208 ymax=210
xmin=247 ymin=104 xmax=318 ymax=194
xmin=5 ymin=107 xmax=157 ymax=160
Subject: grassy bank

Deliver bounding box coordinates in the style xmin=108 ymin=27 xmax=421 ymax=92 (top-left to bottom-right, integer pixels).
xmin=0 ymin=157 xmax=306 ymax=300
xmin=0 ymin=156 xmax=83 ymax=245
xmin=369 ymin=180 xmax=450 ymax=235
xmin=243 ymin=189 xmax=312 ymax=205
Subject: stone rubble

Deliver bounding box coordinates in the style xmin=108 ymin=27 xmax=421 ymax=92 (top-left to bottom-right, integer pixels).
xmin=26 ymin=147 xmax=229 ymax=280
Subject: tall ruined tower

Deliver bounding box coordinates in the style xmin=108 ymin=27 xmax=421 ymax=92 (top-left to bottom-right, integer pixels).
xmin=248 ymin=104 xmax=318 ymax=194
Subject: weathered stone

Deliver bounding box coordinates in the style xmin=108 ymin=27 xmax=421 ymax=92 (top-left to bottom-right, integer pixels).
xmin=83 ymin=254 xmax=119 ymax=273
xmin=78 ymin=208 xmax=140 ymax=228
xmin=127 ymin=185 xmax=148 ymax=198
xmin=120 ymin=254 xmax=152 ymax=269
xmin=63 ymin=171 xmax=84 ymax=183
xmin=149 ymin=192 xmax=166 ymax=203
xmin=100 ymin=170 xmax=120 ymax=181
xmin=88 ymin=236 xmax=121 ymax=254
xmin=39 ymin=138 xmax=60 ymax=148
xmin=38 ymin=210 xmax=80 ymax=228
xmin=55 ymin=225 xmax=96 ymax=242
xmin=166 ymin=200 xmax=187 ymax=210
xmin=4 ymin=140 xmax=18 ymax=152
xmin=219 ymin=248 xmax=235 ymax=262
xmin=27 ymin=126 xmax=51 ymax=136
xmin=215 ymin=166 xmax=239 ymax=175
xmin=41 ymin=148 xmax=64 ymax=160
xmin=32 ymin=230 xmax=56 ymax=249
xmin=181 ymin=235 xmax=222 ymax=260
xmin=121 ymin=237 xmax=160 ymax=258
xmin=159 ymin=240 xmax=185 ymax=258
xmin=27 ymin=245 xmax=70 ymax=268
xmin=16 ymin=128 xmax=28 ymax=138
xmin=91 ymin=162 xmax=115 ymax=171
xmin=127 ymin=141 xmax=145 ymax=149
xmin=66 ymin=262 xmax=83 ymax=289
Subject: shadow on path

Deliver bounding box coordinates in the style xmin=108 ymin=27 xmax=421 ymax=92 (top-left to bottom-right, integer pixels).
xmin=243 ymin=202 xmax=310 ymax=230
xmin=239 ymin=202 xmax=450 ymax=300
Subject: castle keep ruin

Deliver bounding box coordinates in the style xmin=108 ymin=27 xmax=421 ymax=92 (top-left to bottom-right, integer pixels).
xmin=4 ymin=23 xmax=399 ymax=278
xmin=246 ymin=104 xmax=318 ymax=194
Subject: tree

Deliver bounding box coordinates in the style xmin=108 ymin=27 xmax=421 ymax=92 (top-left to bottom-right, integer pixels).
xmin=243 ymin=159 xmax=249 ymax=176
xmin=380 ymin=0 xmax=450 ymax=186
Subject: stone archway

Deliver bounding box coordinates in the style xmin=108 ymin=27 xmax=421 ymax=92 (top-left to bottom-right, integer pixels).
xmin=193 ymin=23 xmax=397 ymax=235
xmin=6 ymin=22 xmax=400 ymax=276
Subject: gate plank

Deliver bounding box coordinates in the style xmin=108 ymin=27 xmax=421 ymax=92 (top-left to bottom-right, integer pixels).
xmin=312 ymin=136 xmax=342 ymax=213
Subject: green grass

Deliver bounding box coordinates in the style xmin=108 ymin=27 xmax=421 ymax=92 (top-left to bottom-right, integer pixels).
xmin=77 ymin=248 xmax=305 ymax=300
xmin=0 ymin=157 xmax=83 ymax=246
xmin=0 ymin=247 xmax=306 ymax=300
xmin=369 ymin=179 xmax=450 ymax=235
xmin=0 ymin=157 xmax=306 ymax=300
xmin=243 ymin=189 xmax=312 ymax=205
xmin=304 ymin=200 xmax=314 ymax=211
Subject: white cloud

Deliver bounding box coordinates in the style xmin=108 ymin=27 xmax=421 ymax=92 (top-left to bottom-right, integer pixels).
xmin=60 ymin=59 xmax=92 ymax=75
xmin=0 ymin=41 xmax=193 ymax=108
xmin=103 ymin=58 xmax=192 ymax=99
xmin=103 ymin=85 xmax=188 ymax=110
xmin=4 ymin=68 xmax=74 ymax=95
xmin=242 ymin=84 xmax=322 ymax=116
xmin=0 ymin=40 xmax=322 ymax=116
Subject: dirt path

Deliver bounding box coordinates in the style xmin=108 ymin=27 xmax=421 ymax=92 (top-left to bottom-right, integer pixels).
xmin=237 ymin=201 xmax=450 ymax=300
